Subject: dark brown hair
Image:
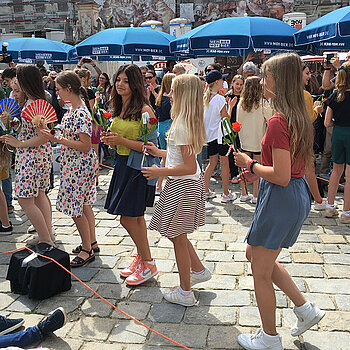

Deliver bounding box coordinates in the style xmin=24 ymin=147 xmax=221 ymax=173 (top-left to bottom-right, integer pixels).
xmin=56 ymin=71 xmax=92 ymax=115
xmin=16 ymin=65 xmax=46 ymax=100
xmin=111 ymin=64 xmax=149 ymax=120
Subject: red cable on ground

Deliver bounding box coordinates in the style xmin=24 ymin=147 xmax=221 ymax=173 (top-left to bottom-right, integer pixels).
xmin=0 ymin=247 xmax=192 ymax=350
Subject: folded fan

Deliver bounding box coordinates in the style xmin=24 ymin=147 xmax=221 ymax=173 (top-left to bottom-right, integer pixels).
xmin=22 ymin=99 xmax=57 ymax=126
xmin=0 ymin=98 xmax=21 ymax=121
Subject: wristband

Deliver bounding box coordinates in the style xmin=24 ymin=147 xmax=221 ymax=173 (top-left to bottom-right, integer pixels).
xmin=248 ymin=159 xmax=258 ymax=174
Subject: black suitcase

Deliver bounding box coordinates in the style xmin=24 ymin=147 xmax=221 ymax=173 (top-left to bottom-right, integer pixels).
xmin=6 ymin=243 xmax=71 ymax=299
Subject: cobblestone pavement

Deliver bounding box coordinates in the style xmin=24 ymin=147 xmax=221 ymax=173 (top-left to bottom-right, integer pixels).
xmin=1 ymin=168 xmax=350 ymax=350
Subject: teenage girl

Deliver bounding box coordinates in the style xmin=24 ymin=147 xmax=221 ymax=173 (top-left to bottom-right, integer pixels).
xmin=203 ymin=70 xmax=236 ymax=202
xmin=40 ymin=71 xmax=98 ymax=267
xmin=101 ymin=64 xmax=157 ymax=286
xmin=0 ymin=65 xmax=54 ymax=246
xmin=236 ymin=76 xmax=272 ymax=204
xmin=154 ymin=72 xmax=176 ymax=194
xmin=302 ymin=64 xmax=326 ymax=210
xmin=142 ymin=74 xmax=211 ymax=306
xmin=226 ymin=74 xmax=244 ymax=182
xmin=324 ymin=62 xmax=350 ymax=224
xmin=234 ymin=53 xmax=325 ymax=349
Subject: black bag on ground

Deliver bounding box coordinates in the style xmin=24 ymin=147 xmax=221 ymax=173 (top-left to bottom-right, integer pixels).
xmin=6 ymin=243 xmax=71 ymax=299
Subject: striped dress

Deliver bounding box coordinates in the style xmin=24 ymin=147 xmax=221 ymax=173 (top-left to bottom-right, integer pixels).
xmin=149 ymin=122 xmax=205 ymax=238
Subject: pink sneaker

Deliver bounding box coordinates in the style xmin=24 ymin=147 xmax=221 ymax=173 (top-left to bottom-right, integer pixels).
xmin=125 ymin=259 xmax=158 ymax=285
xmin=120 ymin=255 xmax=141 ymax=278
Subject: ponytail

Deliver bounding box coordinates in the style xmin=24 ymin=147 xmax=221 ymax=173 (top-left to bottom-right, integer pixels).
xmin=79 ymin=86 xmax=92 ymax=115
xmin=203 ymin=82 xmax=215 ymax=109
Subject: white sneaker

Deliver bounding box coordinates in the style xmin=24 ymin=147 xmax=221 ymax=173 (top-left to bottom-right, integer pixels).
xmin=240 ymin=194 xmax=253 ymax=202
xmin=205 ymin=189 xmax=216 ymax=200
xmin=238 ymin=329 xmax=283 ymax=350
xmin=314 ymin=199 xmax=326 ymax=211
xmin=27 ymin=225 xmax=35 ymax=234
xmin=190 ymin=267 xmax=212 ymax=287
xmin=33 ymin=226 xmax=56 ymax=240
xmin=163 ymin=286 xmax=196 ymax=307
xmin=221 ymin=191 xmax=237 ymax=203
xmin=251 ymin=197 xmax=258 ymax=204
xmin=291 ymin=301 xmax=325 ymax=337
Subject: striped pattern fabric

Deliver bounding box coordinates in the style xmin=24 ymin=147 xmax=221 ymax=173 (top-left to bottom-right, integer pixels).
xmin=149 ymin=176 xmax=206 ymax=238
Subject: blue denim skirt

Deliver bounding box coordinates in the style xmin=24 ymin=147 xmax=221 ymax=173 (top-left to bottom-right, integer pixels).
xmin=246 ymin=177 xmax=311 ymax=250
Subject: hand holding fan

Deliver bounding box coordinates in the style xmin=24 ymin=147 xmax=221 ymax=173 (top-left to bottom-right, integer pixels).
xmin=0 ymin=98 xmax=21 ymax=135
xmin=22 ymin=99 xmax=57 ymax=126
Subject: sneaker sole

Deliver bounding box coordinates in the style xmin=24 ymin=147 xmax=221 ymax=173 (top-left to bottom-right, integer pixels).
xmin=120 ymin=270 xmax=134 ymax=278
xmin=0 ymin=319 xmax=24 ymax=336
xmin=291 ymin=310 xmax=325 ymax=337
xmin=237 ymin=336 xmax=283 ymax=350
xmin=163 ymin=295 xmax=196 ymax=307
xmin=191 ymin=274 xmax=212 ymax=287
xmin=125 ymin=270 xmax=158 ymax=286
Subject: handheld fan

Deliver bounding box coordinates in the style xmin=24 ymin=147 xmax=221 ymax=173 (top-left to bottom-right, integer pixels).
xmin=22 ymin=99 xmax=57 ymax=126
xmin=0 ymin=98 xmax=21 ymax=121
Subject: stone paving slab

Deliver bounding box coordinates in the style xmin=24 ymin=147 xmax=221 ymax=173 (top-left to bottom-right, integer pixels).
xmin=0 ymin=169 xmax=349 ymax=349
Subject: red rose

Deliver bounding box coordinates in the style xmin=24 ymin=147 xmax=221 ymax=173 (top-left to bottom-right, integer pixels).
xmin=149 ymin=116 xmax=159 ymax=125
xmin=232 ymin=122 xmax=242 ymax=132
xmin=50 ymin=129 xmax=56 ymax=135
xmin=103 ymin=112 xmax=112 ymax=119
xmin=10 ymin=121 xmax=17 ymax=127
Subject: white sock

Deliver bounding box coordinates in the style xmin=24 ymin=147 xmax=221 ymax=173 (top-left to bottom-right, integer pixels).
xmin=326 ymin=203 xmax=335 ymax=209
xmin=1 ymin=224 xmax=11 ymax=228
xmin=179 ymin=286 xmax=191 ymax=296
xmin=295 ymin=300 xmax=311 ymax=312
xmin=192 ymin=268 xmax=205 ymax=275
xmin=342 ymin=210 xmax=350 ymax=216
xmin=262 ymin=330 xmax=279 ymax=338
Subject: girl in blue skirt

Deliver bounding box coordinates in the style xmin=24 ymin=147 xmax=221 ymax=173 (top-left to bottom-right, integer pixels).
xmin=234 ymin=53 xmax=325 ymax=350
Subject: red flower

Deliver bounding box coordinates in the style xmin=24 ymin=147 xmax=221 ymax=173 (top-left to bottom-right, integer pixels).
xmin=103 ymin=112 xmax=113 ymax=119
xmin=149 ymin=116 xmax=159 ymax=125
xmin=10 ymin=121 xmax=17 ymax=127
xmin=232 ymin=122 xmax=242 ymax=132
xmin=50 ymin=129 xmax=56 ymax=135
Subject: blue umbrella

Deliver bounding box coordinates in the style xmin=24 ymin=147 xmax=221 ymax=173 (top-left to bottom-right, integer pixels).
xmin=171 ymin=16 xmax=299 ymax=55
xmin=0 ymin=37 xmax=74 ymax=61
xmin=294 ymin=6 xmax=350 ymax=47
xmin=75 ymin=27 xmax=175 ymax=58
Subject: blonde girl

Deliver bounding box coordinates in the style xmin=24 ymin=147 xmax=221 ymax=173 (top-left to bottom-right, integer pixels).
xmin=154 ymin=72 xmax=176 ymax=194
xmin=0 ymin=65 xmax=54 ymax=246
xmin=237 ymin=76 xmax=272 ymax=203
xmin=234 ymin=53 xmax=325 ymax=349
xmin=203 ymin=70 xmax=236 ymax=202
xmin=324 ymin=61 xmax=350 ymax=224
xmin=142 ymin=75 xmax=211 ymax=306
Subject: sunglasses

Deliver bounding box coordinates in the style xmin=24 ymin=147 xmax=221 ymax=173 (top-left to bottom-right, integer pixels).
xmin=145 ymin=76 xmax=153 ymax=80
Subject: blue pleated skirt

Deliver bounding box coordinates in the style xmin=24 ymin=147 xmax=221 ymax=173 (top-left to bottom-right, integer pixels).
xmin=246 ymin=177 xmax=311 ymax=250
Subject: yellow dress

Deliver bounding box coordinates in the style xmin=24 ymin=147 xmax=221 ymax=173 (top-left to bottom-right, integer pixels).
xmin=110 ymin=117 xmax=140 ymax=155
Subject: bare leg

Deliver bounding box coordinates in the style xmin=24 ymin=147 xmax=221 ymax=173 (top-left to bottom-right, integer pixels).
xmin=327 ymin=163 xmax=345 ymax=205
xmin=171 ymin=234 xmax=191 ymax=291
xmin=33 ymin=190 xmax=52 ymax=234
xmin=305 ymin=162 xmax=322 ymax=203
xmin=120 ymin=215 xmax=152 ymax=261
xmin=73 ymin=213 xmax=92 ymax=261
xmin=186 ymin=238 xmax=205 ymax=272
xmin=219 ymin=155 xmax=230 ymax=195
xmin=344 ymin=164 xmax=350 ymax=211
xmin=0 ymin=188 xmax=10 ymax=226
xmin=92 ymin=144 xmax=99 ymax=183
xmin=18 ymin=197 xmax=51 ymax=243
xmin=204 ymin=154 xmax=218 ymax=193
xmin=83 ymin=205 xmax=97 ymax=247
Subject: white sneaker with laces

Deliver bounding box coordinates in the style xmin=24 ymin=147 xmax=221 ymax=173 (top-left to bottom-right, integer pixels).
xmin=190 ymin=267 xmax=212 ymax=287
xmin=221 ymin=191 xmax=237 ymax=203
xmin=27 ymin=225 xmax=35 ymax=234
xmin=240 ymin=194 xmax=253 ymax=202
xmin=291 ymin=301 xmax=325 ymax=337
xmin=251 ymin=197 xmax=258 ymax=204
xmin=314 ymin=199 xmax=326 ymax=211
xmin=238 ymin=328 xmax=283 ymax=350
xmin=205 ymin=190 xmax=216 ymax=200
xmin=163 ymin=286 xmax=196 ymax=306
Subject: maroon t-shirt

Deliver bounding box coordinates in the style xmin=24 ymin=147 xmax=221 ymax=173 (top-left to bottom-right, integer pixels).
xmin=261 ymin=114 xmax=305 ymax=178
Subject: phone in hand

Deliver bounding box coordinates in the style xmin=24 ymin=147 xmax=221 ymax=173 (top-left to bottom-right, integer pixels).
xmin=82 ymin=57 xmax=92 ymax=63
xmin=326 ymin=53 xmax=333 ymax=65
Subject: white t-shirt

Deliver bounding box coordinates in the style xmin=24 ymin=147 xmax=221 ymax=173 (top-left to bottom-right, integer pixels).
xmin=203 ymin=94 xmax=226 ymax=143
xmin=223 ymin=81 xmax=228 ymax=90
xmin=165 ymin=121 xmax=201 ymax=180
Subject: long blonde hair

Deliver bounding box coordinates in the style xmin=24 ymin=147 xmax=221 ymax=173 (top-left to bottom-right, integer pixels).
xmin=155 ymin=73 xmax=175 ymax=107
xmin=240 ymin=76 xmax=262 ymax=112
xmin=170 ymin=74 xmax=206 ymax=154
xmin=203 ymin=81 xmax=216 ymax=109
xmin=335 ymin=61 xmax=350 ymax=102
xmin=262 ymin=53 xmax=313 ymax=164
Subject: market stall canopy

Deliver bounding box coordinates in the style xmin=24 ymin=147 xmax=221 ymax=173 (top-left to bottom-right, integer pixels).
xmin=294 ymin=6 xmax=350 ymax=50
xmin=75 ymin=27 xmax=176 ymax=58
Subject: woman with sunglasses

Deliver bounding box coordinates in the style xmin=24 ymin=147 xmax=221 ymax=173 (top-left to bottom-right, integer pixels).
xmin=145 ymin=70 xmax=159 ymax=111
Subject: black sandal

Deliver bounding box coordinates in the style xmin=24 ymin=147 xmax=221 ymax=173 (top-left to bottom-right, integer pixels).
xmin=72 ymin=241 xmax=100 ymax=255
xmin=70 ymin=248 xmax=95 ymax=268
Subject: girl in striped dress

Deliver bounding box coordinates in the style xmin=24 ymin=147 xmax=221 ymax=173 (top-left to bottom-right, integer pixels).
xmin=141 ymin=74 xmax=211 ymax=306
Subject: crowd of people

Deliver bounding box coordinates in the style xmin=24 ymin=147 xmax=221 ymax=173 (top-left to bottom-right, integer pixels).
xmin=0 ymin=50 xmax=349 ymax=349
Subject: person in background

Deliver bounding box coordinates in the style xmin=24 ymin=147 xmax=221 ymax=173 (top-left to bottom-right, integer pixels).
xmin=76 ymin=57 xmax=103 ymax=84
xmin=154 ymin=72 xmax=176 ymax=195
xmin=173 ymin=63 xmax=186 ymax=76
xmin=2 ymin=67 xmax=16 ymax=99
xmin=242 ymin=61 xmax=258 ymax=78
xmin=94 ymin=72 xmax=112 ymax=110
xmin=205 ymin=63 xmax=229 ymax=94
xmin=164 ymin=60 xmax=176 ymax=74
xmin=140 ymin=66 xmax=148 ymax=83
xmin=45 ymin=70 xmax=64 ymax=122
xmin=145 ymin=70 xmax=160 ymax=111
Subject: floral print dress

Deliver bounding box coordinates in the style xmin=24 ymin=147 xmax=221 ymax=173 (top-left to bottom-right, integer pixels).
xmin=15 ymin=100 xmax=52 ymax=198
xmin=56 ymin=106 xmax=98 ymax=217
